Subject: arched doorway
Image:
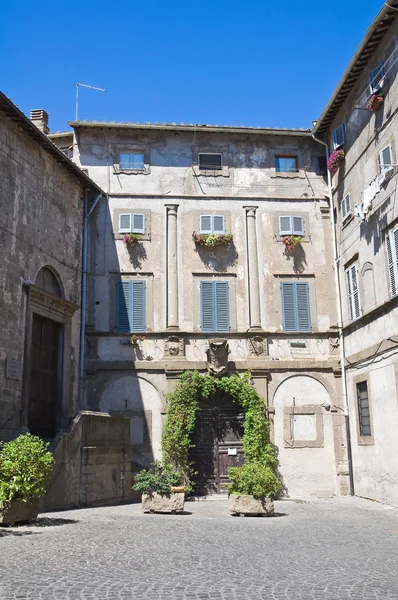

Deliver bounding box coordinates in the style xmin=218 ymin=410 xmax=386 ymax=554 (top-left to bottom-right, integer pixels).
xmin=189 ymin=391 xmax=244 ymax=495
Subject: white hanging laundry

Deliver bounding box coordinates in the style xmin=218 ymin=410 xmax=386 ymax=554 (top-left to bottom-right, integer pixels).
xmin=354 ymin=203 xmax=364 ymax=219
xmin=362 ymin=177 xmax=380 ymax=216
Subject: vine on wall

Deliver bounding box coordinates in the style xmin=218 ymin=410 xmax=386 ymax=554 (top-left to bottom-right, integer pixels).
xmin=161 ymin=370 xmax=277 ymax=491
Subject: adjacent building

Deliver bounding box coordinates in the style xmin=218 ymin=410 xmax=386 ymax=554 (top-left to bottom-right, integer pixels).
xmin=313 ymin=1 xmax=398 ymax=505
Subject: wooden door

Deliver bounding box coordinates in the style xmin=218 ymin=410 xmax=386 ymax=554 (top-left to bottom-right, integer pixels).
xmin=28 ymin=314 xmax=61 ymax=439
xmin=190 ymin=393 xmax=244 ymax=495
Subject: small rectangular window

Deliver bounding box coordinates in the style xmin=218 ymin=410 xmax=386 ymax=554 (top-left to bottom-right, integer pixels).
xmin=341 ymin=194 xmax=351 ymax=221
xmin=200 ymin=281 xmax=229 ymax=332
xmin=370 ymin=63 xmax=385 ymax=92
xmin=119 ymin=152 xmax=145 ymax=170
xmin=346 ymin=264 xmax=361 ymax=321
xmin=118 ymin=213 xmax=145 ymax=234
xmin=198 ymin=153 xmax=222 ymax=170
xmin=356 ymin=381 xmax=371 ymax=436
xmin=281 ymin=281 xmax=311 ymax=332
xmin=378 ymin=144 xmax=393 ymax=178
xmin=317 ymin=156 xmax=327 ymax=176
xmin=200 ymin=215 xmax=226 ymax=234
xmin=386 ymin=227 xmax=398 ymax=297
xmin=278 ymin=216 xmax=304 ymax=236
xmin=275 ymin=156 xmax=298 ymax=173
xmin=116 ymin=280 xmax=146 ymax=332
xmin=333 ymin=124 xmax=345 ymax=149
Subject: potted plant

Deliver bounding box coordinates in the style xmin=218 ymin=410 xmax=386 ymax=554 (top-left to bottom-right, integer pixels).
xmin=123 ymin=233 xmax=141 ymax=247
xmin=0 ymin=434 xmax=54 ymax=526
xmin=130 ymin=334 xmax=145 ymax=345
xmin=327 ymin=149 xmax=345 ymax=174
xmin=227 ymin=462 xmax=281 ymax=517
xmin=192 ymin=232 xmax=233 ymax=248
xmin=133 ymin=461 xmax=185 ymax=513
xmin=367 ymin=94 xmax=384 ymax=111
xmin=282 ymin=235 xmax=302 ymax=253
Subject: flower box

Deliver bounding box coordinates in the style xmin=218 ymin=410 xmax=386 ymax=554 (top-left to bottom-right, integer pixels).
xmin=282 ymin=235 xmax=302 ymax=253
xmin=192 ymin=232 xmax=233 ymax=248
xmin=130 ymin=335 xmax=145 ymax=345
xmin=327 ymin=149 xmax=345 ymax=174
xmin=123 ymin=233 xmax=141 ymax=246
xmin=367 ymin=94 xmax=384 ymax=111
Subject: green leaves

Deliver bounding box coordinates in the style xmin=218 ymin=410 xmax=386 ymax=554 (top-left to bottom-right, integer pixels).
xmin=0 ymin=434 xmax=54 ymax=503
xmin=227 ymin=463 xmax=281 ymax=498
xmin=132 ymin=461 xmax=182 ymax=497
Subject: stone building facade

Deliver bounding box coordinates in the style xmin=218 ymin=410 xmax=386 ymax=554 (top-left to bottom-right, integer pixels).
xmin=313 ymin=2 xmax=398 ymax=505
xmin=59 ymin=119 xmax=350 ymax=499
xmin=0 ymin=93 xmax=102 ymax=443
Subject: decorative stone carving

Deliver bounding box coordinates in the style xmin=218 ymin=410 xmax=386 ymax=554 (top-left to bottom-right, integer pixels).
xmin=164 ymin=335 xmax=184 ymax=357
xmin=206 ymin=339 xmax=229 ymax=377
xmin=26 ymin=284 xmax=77 ymax=317
xmin=85 ymin=336 xmax=98 ymax=359
xmin=329 ymin=337 xmax=340 ymax=354
xmin=249 ymin=335 xmax=267 ymax=357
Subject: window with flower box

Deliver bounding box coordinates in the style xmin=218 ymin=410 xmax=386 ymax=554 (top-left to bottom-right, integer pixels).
xmin=118 ymin=213 xmax=146 ymax=234
xmin=333 ymin=124 xmax=346 ymax=149
xmin=370 ymin=63 xmax=384 ymax=93
xmin=200 ymin=215 xmax=226 ymax=234
xmin=278 ymin=216 xmax=305 ymax=236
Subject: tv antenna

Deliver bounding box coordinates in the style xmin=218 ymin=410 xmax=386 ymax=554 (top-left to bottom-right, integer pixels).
xmin=75 ymin=83 xmax=106 ymax=121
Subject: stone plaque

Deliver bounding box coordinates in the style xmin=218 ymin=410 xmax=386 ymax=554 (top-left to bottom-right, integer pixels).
xmin=5 ymin=358 xmax=21 ymax=380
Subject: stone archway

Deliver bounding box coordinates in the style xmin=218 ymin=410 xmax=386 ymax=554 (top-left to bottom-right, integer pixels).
xmin=272 ymin=375 xmax=336 ymax=499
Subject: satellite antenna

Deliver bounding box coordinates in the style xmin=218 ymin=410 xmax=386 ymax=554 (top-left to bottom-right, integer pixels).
xmin=75 ymin=83 xmax=106 ymax=121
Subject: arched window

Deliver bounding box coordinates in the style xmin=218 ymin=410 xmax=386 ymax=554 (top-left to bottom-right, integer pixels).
xmin=35 ymin=267 xmax=62 ymax=297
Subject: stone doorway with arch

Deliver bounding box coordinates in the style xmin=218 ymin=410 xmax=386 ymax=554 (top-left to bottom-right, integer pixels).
xmin=22 ymin=266 xmax=78 ymax=440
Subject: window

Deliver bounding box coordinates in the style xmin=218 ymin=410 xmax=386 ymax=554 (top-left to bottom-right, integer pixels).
xmin=370 ymin=63 xmax=384 ymax=92
xmin=200 ymin=281 xmax=229 ymax=332
xmin=356 ymin=381 xmax=371 ymax=436
xmin=119 ymin=152 xmax=145 ymax=170
xmin=116 ymin=280 xmax=146 ymax=332
xmin=340 ymin=194 xmax=351 ymax=221
xmin=378 ymin=144 xmax=394 ymax=181
xmin=118 ymin=213 xmax=145 ymax=234
xmin=333 ymin=124 xmax=345 ymax=149
xmin=346 ymin=264 xmax=361 ymax=321
xmin=281 ymin=282 xmax=311 ymax=332
xmin=198 ymin=153 xmax=222 ymax=170
xmin=200 ymin=215 xmax=225 ymax=234
xmin=278 ymin=216 xmax=305 ymax=236
xmin=317 ymin=156 xmax=327 ymax=176
xmin=275 ymin=156 xmax=298 ymax=173
xmin=386 ymin=226 xmax=398 ymax=297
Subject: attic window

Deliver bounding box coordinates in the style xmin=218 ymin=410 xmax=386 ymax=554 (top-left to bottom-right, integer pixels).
xmin=333 ymin=124 xmax=345 ymax=149
xmin=370 ymin=63 xmax=385 ymax=93
xmin=198 ymin=153 xmax=222 ymax=170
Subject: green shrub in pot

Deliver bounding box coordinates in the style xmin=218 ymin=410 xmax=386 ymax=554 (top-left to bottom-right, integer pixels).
xmin=227 ymin=463 xmax=281 ymax=499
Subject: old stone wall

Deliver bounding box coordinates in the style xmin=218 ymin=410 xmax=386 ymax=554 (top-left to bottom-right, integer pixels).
xmin=0 ymin=109 xmax=84 ymax=440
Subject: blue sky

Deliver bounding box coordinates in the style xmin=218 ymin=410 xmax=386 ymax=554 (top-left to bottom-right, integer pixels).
xmin=1 ymin=0 xmax=383 ymax=133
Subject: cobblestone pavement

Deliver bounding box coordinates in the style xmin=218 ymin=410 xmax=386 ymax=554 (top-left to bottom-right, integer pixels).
xmin=1 ymin=497 xmax=398 ymax=599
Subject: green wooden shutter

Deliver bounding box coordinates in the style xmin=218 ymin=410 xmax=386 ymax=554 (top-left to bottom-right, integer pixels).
xmin=116 ymin=281 xmax=131 ymax=331
xmin=131 ymin=281 xmax=146 ymax=332
xmin=281 ymin=282 xmax=296 ymax=331
xmin=215 ymin=281 xmax=229 ymax=332
xmin=296 ymin=282 xmax=311 ymax=331
xmin=201 ymin=281 xmax=215 ymax=331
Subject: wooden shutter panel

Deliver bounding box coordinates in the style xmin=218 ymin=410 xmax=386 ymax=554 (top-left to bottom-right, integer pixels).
xmin=119 ymin=214 xmax=131 ymax=233
xmin=116 ymin=281 xmax=131 ymax=331
xmin=213 ymin=215 xmax=225 ymax=233
xmin=296 ymin=282 xmax=311 ymax=331
xmin=215 ymin=282 xmax=229 ymax=332
xmin=131 ymin=281 xmax=146 ymax=332
xmin=200 ymin=215 xmax=212 ymax=233
xmin=292 ymin=217 xmax=304 ymax=236
xmin=281 ymin=282 xmax=296 ymax=331
xmin=201 ymin=281 xmax=215 ymax=331
xmin=386 ymin=230 xmax=398 ymax=297
xmin=132 ymin=213 xmax=145 ymax=233
xmin=279 ymin=216 xmax=292 ymax=235
xmin=347 ymin=265 xmax=361 ymax=321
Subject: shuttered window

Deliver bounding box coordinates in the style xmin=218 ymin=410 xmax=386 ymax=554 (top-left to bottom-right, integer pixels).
xmin=278 ymin=216 xmax=305 ymax=236
xmin=116 ymin=280 xmax=146 ymax=332
xmin=356 ymin=381 xmax=371 ymax=436
xmin=341 ymin=194 xmax=351 ymax=221
xmin=378 ymin=144 xmax=393 ymax=179
xmin=346 ymin=265 xmax=361 ymax=321
xmin=200 ymin=215 xmax=226 ymax=234
xmin=200 ymin=281 xmax=229 ymax=332
xmin=333 ymin=124 xmax=345 ymax=149
xmin=386 ymin=227 xmax=398 ymax=297
xmin=118 ymin=213 xmax=145 ymax=234
xmin=281 ymin=282 xmax=311 ymax=332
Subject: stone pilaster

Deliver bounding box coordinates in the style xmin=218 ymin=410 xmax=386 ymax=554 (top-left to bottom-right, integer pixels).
xmin=166 ymin=205 xmax=179 ymax=329
xmin=245 ymin=207 xmax=261 ymax=329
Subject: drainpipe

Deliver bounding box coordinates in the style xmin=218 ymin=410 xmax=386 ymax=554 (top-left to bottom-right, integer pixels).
xmin=311 ymin=132 xmax=354 ymax=496
xmin=78 ymin=190 xmax=102 ymax=412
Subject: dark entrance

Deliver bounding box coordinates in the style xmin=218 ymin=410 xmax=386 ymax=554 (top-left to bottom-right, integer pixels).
xmin=190 ymin=392 xmax=244 ymax=495
xmin=28 ymin=314 xmax=61 ymax=439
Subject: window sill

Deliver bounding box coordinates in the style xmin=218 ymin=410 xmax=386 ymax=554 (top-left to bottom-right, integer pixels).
xmin=115 ymin=233 xmax=151 ymax=242
xmin=271 ymin=171 xmax=306 ymax=179
xmin=357 ymin=435 xmax=374 ymax=446
xmin=192 ymin=165 xmax=230 ymax=178
xmin=113 ymin=165 xmax=151 ymax=175
xmin=342 ymin=214 xmax=354 ymax=228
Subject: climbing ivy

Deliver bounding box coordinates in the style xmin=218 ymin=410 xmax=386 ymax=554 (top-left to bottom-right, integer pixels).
xmin=161 ymin=370 xmax=277 ymax=491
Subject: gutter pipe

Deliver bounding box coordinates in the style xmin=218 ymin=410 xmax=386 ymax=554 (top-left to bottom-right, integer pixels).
xmin=78 ymin=190 xmax=102 ymax=411
xmin=312 ymin=132 xmax=354 ymax=496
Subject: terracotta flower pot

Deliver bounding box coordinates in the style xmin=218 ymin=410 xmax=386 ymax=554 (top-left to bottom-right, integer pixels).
xmin=367 ymin=95 xmax=384 ymax=111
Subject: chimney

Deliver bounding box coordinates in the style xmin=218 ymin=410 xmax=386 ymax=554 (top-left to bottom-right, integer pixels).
xmin=312 ymin=120 xmax=318 ymax=129
xmin=30 ymin=109 xmax=50 ymax=134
